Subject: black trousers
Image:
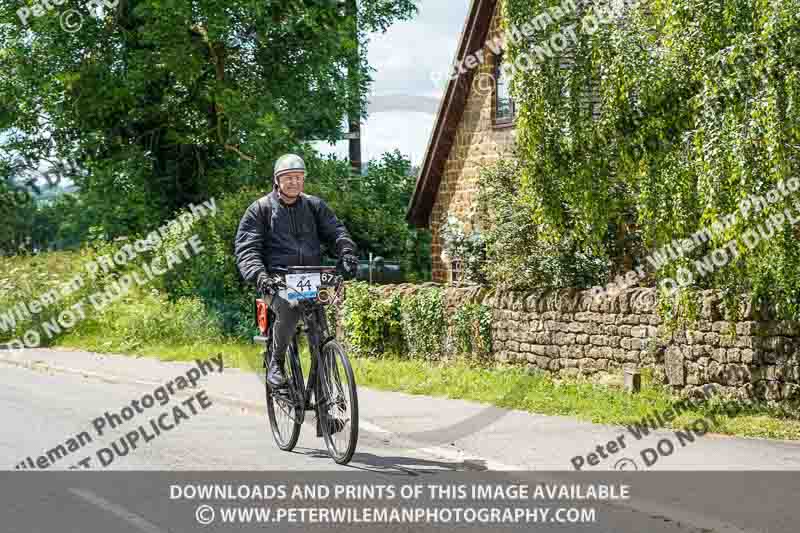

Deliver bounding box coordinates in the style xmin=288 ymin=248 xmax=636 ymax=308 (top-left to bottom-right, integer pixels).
xmin=266 ymin=295 xmax=302 ymax=363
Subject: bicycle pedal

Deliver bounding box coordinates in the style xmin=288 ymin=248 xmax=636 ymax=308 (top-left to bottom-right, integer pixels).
xmin=273 ymin=385 xmax=291 ymax=394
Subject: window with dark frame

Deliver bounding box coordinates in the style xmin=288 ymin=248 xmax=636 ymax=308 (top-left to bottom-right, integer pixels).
xmin=450 ymin=259 xmax=463 ymax=284
xmin=494 ymin=53 xmax=515 ymax=125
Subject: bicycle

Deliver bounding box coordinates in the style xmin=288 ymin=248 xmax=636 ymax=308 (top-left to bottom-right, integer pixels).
xmin=253 ymin=265 xmax=359 ymax=465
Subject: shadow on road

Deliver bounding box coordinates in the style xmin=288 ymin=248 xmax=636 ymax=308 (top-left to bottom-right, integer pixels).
xmin=292 ymin=447 xmax=487 ymax=476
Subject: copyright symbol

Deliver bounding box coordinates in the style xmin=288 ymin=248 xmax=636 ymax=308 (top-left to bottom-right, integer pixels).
xmin=472 ymin=72 xmax=495 ymax=96
xmin=614 ymin=457 xmax=638 ymax=471
xmin=60 ymin=10 xmax=83 ymax=33
xmin=196 ymin=505 xmax=215 ymax=526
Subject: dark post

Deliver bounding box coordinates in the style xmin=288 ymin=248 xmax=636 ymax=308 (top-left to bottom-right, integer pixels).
xmin=345 ymin=0 xmax=362 ymax=177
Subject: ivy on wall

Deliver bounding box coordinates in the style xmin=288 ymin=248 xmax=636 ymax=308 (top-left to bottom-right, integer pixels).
xmin=341 ymin=283 xmax=493 ymax=359
xmin=341 ymin=283 xmax=404 ymax=357
xmin=501 ymin=0 xmax=800 ymax=317
xmin=452 ymin=303 xmax=494 ymax=359
xmin=400 ymin=288 xmax=447 ymax=359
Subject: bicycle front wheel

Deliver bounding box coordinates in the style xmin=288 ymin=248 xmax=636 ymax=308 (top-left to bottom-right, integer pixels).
xmin=266 ymin=338 xmax=304 ymax=451
xmin=316 ymin=340 xmax=359 ymax=465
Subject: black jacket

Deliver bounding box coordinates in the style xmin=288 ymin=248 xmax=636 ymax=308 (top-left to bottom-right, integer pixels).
xmin=234 ymin=191 xmax=356 ymax=283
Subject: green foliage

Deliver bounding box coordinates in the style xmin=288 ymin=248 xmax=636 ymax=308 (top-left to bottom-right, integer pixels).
xmin=451 ymin=303 xmax=493 ymax=358
xmin=0 ymin=175 xmax=89 ymax=254
xmin=305 ymin=150 xmax=431 ymax=279
xmin=656 ymin=287 xmax=702 ymax=336
xmin=0 ymin=0 xmax=417 ymax=239
xmin=477 ymin=157 xmax=609 ymax=290
xmin=1 ymin=150 xmax=430 ymax=336
xmin=155 ymin=150 xmax=431 ymax=338
xmin=440 ymin=215 xmax=487 ymax=285
xmin=340 ymin=284 xmax=493 ymax=360
xmin=502 ymin=0 xmax=800 ymax=314
xmin=157 ymin=186 xmax=263 ymax=338
xmin=29 ymin=194 xmax=90 ymax=250
xmin=0 ymin=250 xmax=91 ymax=343
xmin=0 ymin=182 xmax=35 ymax=255
xmin=400 ymin=287 xmax=446 ymax=359
xmin=0 ymin=149 xmax=431 ymax=347
xmin=341 ymin=282 xmax=404 ymax=357
xmin=69 ymin=289 xmax=225 ymax=352
xmin=0 ymin=205 xmax=230 ymax=346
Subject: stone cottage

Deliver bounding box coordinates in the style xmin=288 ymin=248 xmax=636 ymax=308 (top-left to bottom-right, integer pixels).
xmin=406 ymin=0 xmax=517 ymax=283
xmin=404 ymin=0 xmax=800 ymax=402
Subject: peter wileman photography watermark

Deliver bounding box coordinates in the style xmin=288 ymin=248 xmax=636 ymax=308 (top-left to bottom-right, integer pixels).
xmin=14 ymin=356 xmax=224 ymax=470
xmin=1 ymin=163 xmax=69 ymax=214
xmin=570 ymin=375 xmax=772 ymax=471
xmin=587 ymin=177 xmax=800 ymax=303
xmin=0 ymin=198 xmax=218 ymax=352
xmin=16 ymin=0 xmax=119 ymax=33
xmin=431 ymin=0 xmax=640 ymax=92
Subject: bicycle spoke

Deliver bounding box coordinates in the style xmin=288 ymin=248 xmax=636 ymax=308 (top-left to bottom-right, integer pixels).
xmin=267 ymin=347 xmax=304 ymax=449
xmin=320 ymin=346 xmax=353 ymax=456
xmin=274 ymin=395 xmax=295 ymax=421
xmin=261 ymin=277 xmax=354 ymax=462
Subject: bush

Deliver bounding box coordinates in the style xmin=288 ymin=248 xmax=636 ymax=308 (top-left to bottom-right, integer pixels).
xmin=304 ymin=151 xmax=432 ymax=280
xmin=341 ymin=283 xmax=404 ymax=357
xmin=157 ymin=186 xmax=263 ymax=339
xmin=342 ymin=283 xmax=405 ymax=357
xmin=0 ymin=205 xmax=231 ymax=347
xmin=400 ymin=287 xmax=446 ymax=359
xmin=68 ymin=288 xmax=225 ymax=352
xmin=0 ymin=250 xmax=94 ymax=344
xmin=477 ymin=158 xmax=609 ymax=291
xmin=154 ymin=150 xmax=434 ymax=339
xmin=503 ymin=0 xmax=800 ymax=315
xmin=440 ymin=215 xmax=487 ymax=285
xmin=452 ymin=303 xmax=493 ymax=359
xmin=340 ymin=284 xmax=494 ymax=361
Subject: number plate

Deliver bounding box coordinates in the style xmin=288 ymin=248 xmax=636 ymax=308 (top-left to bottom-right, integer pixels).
xmin=280 ymin=273 xmax=321 ymax=302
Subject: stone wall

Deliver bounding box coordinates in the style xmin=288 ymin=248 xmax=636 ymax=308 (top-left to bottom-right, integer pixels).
xmin=429 ymin=2 xmax=516 ymax=283
xmin=375 ymin=284 xmax=800 ymax=403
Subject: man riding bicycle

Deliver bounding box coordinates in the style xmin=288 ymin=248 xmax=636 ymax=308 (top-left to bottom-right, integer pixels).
xmin=234 ymin=154 xmax=359 ymax=389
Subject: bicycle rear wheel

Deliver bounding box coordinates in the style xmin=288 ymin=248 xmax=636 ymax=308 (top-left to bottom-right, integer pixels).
xmin=316 ymin=340 xmax=359 ymax=464
xmin=266 ymin=337 xmax=305 ymax=451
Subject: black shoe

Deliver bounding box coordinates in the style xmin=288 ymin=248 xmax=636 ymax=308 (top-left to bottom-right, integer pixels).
xmin=267 ymin=356 xmax=287 ymax=388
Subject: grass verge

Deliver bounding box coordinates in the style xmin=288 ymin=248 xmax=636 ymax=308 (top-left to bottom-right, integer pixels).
xmin=55 ymin=333 xmax=800 ymax=441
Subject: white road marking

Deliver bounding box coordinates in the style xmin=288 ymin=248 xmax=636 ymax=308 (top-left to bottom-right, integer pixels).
xmin=69 ymin=488 xmax=167 ymax=533
xmin=4 ymin=353 xmax=771 ymax=533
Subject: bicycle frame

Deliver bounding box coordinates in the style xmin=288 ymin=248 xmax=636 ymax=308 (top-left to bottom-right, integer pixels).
xmin=257 ymin=265 xmax=358 ymax=464
xmin=257 ymin=266 xmax=343 ymax=415
xmin=298 ymin=302 xmax=335 ymax=413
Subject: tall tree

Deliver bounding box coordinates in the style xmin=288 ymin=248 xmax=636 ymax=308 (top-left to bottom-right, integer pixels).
xmin=0 ymin=0 xmax=415 ymax=237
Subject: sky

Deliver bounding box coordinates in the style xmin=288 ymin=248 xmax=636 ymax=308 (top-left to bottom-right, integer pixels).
xmin=3 ymin=1 xmax=472 ymax=173
xmin=314 ymin=0 xmax=472 ymax=166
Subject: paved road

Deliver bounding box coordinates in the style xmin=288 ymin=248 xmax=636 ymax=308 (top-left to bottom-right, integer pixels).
xmin=1 ymin=349 xmax=799 ymax=532
xmin=0 ymin=363 xmax=460 ymax=472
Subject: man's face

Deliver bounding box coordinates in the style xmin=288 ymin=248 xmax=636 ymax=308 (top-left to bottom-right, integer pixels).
xmin=277 ymin=170 xmax=305 ymax=199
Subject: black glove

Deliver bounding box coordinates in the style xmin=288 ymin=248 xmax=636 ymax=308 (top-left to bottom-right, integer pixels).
xmin=338 ymin=252 xmax=359 ymax=279
xmin=257 ymin=272 xmax=282 ymax=296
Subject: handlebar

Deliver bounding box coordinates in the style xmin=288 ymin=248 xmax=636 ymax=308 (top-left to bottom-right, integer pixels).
xmin=269 ymin=266 xmax=339 ymax=275
xmin=264 ymin=266 xmax=346 ymax=306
